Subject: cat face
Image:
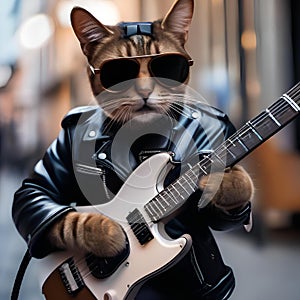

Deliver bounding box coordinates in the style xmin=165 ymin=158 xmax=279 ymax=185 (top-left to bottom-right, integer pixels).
xmin=71 ymin=0 xmax=194 ymax=123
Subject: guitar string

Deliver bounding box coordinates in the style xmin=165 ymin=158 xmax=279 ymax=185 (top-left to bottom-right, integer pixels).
xmin=75 ymin=138 xmax=246 ymax=278
xmin=96 ymin=84 xmax=300 ymax=224
xmin=199 ymin=85 xmax=300 ymax=170
xmin=66 ymin=221 xmax=154 ymax=282
xmin=120 ymin=85 xmax=300 ymax=221
xmin=61 ymin=83 xmax=300 ymax=284
xmin=81 ymin=225 xmax=156 ymax=280
xmin=268 ymin=94 xmax=300 ymax=120
xmin=288 ymin=82 xmax=300 ymax=100
xmin=65 ymin=212 xmax=156 ymax=281
xmin=249 ymin=84 xmax=300 ymax=126
xmin=285 ymin=81 xmax=300 ymax=97
xmin=146 ymin=171 xmax=200 ymax=221
xmin=152 ymin=87 xmax=300 ymax=217
xmin=66 ymin=140 xmax=245 ymax=281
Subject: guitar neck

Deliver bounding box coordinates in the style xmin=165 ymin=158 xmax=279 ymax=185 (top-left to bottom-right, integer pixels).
xmin=144 ymin=82 xmax=300 ymax=222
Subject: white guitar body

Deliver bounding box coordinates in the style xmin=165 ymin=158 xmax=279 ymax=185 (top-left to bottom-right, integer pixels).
xmin=36 ymin=153 xmax=192 ymax=300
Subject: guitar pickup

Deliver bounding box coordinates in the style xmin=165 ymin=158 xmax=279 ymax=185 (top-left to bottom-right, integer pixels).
xmin=126 ymin=208 xmax=154 ymax=245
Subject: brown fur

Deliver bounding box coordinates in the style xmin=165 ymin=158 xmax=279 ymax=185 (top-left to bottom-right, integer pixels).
xmin=49 ymin=212 xmax=126 ymax=257
xmin=48 ymin=0 xmax=254 ymax=257
xmin=199 ymin=165 xmax=255 ymax=210
xmin=69 ymin=0 xmax=194 ymax=124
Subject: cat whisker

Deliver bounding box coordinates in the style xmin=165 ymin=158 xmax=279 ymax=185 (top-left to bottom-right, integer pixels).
xmin=162 ymin=107 xmax=176 ymax=121
xmin=102 ymin=119 xmax=114 ymax=135
xmin=115 ymin=106 xmax=132 ymax=124
xmin=172 ymin=100 xmax=196 ymax=111
xmin=169 ymin=102 xmax=195 ymax=119
xmin=100 ymin=100 xmax=125 ymax=110
xmin=168 ymin=93 xmax=208 ymax=106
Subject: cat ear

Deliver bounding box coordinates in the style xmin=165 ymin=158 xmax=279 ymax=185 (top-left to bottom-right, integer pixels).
xmin=161 ymin=0 xmax=194 ymax=44
xmin=70 ymin=7 xmax=113 ymax=54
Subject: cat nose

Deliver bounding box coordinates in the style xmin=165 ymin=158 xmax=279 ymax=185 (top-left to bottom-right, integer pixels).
xmin=135 ymin=77 xmax=154 ymax=100
xmin=139 ymin=88 xmax=152 ymax=101
xmin=135 ymin=60 xmax=154 ymax=100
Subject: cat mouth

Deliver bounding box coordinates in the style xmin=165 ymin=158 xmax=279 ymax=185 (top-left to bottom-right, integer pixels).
xmin=136 ymin=105 xmax=154 ymax=112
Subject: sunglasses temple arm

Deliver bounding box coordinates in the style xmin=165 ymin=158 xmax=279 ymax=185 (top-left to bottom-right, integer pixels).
xmin=89 ymin=65 xmax=101 ymax=75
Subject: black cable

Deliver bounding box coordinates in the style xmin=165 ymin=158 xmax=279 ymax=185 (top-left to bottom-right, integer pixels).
xmin=11 ymin=249 xmax=32 ymax=300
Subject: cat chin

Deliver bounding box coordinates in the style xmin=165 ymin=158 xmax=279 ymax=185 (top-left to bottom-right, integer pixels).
xmin=131 ymin=111 xmax=164 ymax=123
xmin=101 ymin=108 xmax=166 ymax=124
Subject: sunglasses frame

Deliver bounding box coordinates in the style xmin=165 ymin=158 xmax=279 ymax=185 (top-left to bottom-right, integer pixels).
xmin=89 ymin=52 xmax=194 ymax=93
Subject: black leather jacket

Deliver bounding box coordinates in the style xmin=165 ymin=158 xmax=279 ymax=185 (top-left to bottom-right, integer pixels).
xmin=12 ymin=103 xmax=251 ymax=299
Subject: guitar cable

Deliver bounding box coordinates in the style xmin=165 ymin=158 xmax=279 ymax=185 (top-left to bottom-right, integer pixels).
xmin=11 ymin=249 xmax=32 ymax=300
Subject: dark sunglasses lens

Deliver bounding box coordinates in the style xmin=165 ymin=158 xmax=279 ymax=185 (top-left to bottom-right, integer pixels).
xmin=100 ymin=59 xmax=139 ymax=91
xmin=150 ymin=55 xmax=189 ymax=86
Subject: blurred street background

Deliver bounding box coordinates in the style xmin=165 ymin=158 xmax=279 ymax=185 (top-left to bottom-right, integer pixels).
xmin=1 ymin=0 xmax=300 ymax=299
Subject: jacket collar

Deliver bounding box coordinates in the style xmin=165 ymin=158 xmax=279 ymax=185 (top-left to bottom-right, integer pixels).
xmin=81 ymin=104 xmax=205 ymax=142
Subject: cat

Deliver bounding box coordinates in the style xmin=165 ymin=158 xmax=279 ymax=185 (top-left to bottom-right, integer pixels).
xmin=48 ymin=0 xmax=254 ymax=258
xmin=70 ymin=0 xmax=194 ymax=124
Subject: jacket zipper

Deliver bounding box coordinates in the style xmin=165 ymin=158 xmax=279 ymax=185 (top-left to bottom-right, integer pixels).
xmin=101 ymin=171 xmax=111 ymax=201
xmin=75 ymin=162 xmax=112 ymax=201
xmin=75 ymin=163 xmax=104 ymax=176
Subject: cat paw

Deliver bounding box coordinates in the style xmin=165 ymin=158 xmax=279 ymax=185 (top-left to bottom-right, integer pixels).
xmin=83 ymin=213 xmax=127 ymax=257
xmin=198 ymin=165 xmax=254 ymax=210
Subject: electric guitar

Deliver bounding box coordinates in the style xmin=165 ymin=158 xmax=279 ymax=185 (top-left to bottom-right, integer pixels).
xmin=38 ymin=82 xmax=300 ymax=300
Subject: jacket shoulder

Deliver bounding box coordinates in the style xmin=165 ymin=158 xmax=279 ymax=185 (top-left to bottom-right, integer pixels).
xmin=61 ymin=106 xmax=99 ymax=128
xmin=190 ymin=102 xmax=236 ymax=136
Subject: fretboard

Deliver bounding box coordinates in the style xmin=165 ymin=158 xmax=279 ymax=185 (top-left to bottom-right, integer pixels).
xmin=144 ymin=82 xmax=300 ymax=222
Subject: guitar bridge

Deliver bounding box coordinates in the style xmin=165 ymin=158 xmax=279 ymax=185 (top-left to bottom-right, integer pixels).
xmin=126 ymin=208 xmax=154 ymax=245
xmin=58 ymin=257 xmax=85 ymax=295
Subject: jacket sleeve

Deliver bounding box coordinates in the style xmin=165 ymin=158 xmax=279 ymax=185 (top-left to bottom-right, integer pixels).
xmin=12 ymin=126 xmax=81 ymax=258
xmin=198 ymin=202 xmax=252 ymax=231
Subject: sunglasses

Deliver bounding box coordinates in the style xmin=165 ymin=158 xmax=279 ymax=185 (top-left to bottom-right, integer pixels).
xmin=89 ymin=53 xmax=194 ymax=93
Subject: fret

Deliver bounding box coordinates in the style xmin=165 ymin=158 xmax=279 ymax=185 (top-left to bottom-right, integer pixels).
xmin=177 ymin=180 xmax=190 ymax=195
xmin=199 ymin=164 xmax=208 ymax=175
xmin=187 ymin=164 xmax=199 ymax=178
xmin=212 ymin=151 xmax=227 ymax=167
xmin=247 ymin=121 xmax=264 ymax=141
xmin=251 ymin=111 xmax=280 ymax=139
xmin=156 ymin=194 xmax=169 ymax=210
xmin=145 ymin=202 xmax=159 ymax=221
xmin=237 ymin=138 xmax=249 ymax=152
xmin=204 ymin=155 xmax=214 ymax=164
xmin=186 ymin=168 xmax=200 ymax=183
xmin=171 ymin=184 xmax=186 ymax=198
xmin=222 ymin=138 xmax=248 ymax=161
xmin=153 ymin=200 xmax=164 ymax=215
xmin=172 ymin=185 xmax=185 ymax=200
xmin=180 ymin=175 xmax=197 ymax=192
xmin=144 ymin=82 xmax=300 ymax=222
xmin=237 ymin=124 xmax=263 ymax=151
xmin=167 ymin=189 xmax=179 ymax=204
xmin=162 ymin=190 xmax=178 ymax=205
xmin=283 ymin=93 xmax=300 ymax=111
xmin=269 ymin=96 xmax=299 ymax=125
xmin=144 ymin=204 xmax=155 ymax=220
xmin=214 ymin=143 xmax=236 ymax=166
xmin=226 ymin=147 xmax=237 ymax=160
xmin=266 ymin=108 xmax=281 ymax=126
xmin=148 ymin=201 xmax=159 ymax=217
xmin=251 ymin=97 xmax=300 ymax=140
